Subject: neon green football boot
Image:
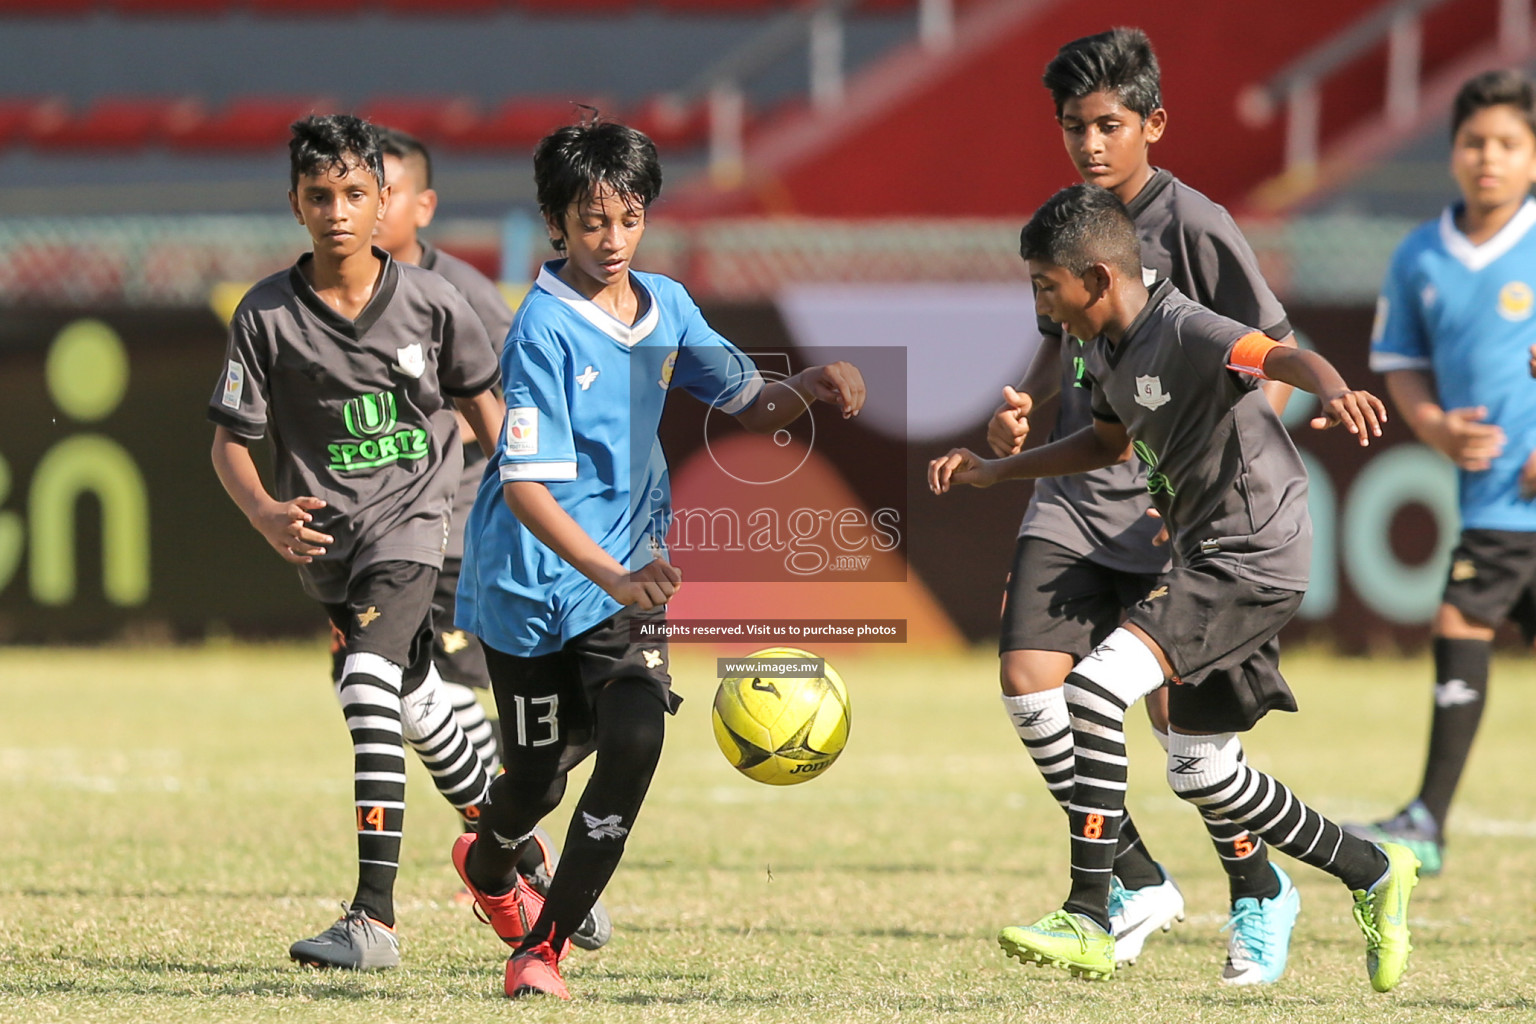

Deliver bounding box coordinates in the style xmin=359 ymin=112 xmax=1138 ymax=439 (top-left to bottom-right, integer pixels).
xmin=998 ymin=910 xmax=1116 ymax=981
xmin=1351 ymin=842 xmax=1420 ymax=993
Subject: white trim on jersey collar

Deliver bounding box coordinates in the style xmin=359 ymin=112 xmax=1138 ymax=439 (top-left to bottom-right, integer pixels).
xmin=1439 ymin=198 xmax=1536 ymax=271
xmin=535 ymin=262 xmax=660 ymax=348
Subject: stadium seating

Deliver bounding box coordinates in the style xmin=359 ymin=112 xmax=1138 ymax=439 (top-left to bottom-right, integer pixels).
xmin=109 ymin=0 xmax=235 ymax=12
xmin=245 ymin=0 xmax=369 ymax=14
xmin=441 ymin=96 xmax=610 ymax=151
xmin=0 ymin=0 xmax=914 ymax=13
xmin=0 ymin=98 xmax=63 ymax=147
xmin=655 ymin=0 xmax=792 ymax=11
xmin=625 ymin=94 xmax=710 ymax=151
xmin=0 ymin=91 xmax=724 ymax=153
xmin=169 ymin=96 xmax=333 ymax=152
xmin=514 ymin=0 xmax=640 ymax=12
xmin=0 ymin=0 xmax=94 ymax=12
xmin=380 ymin=0 xmax=502 ymax=12
xmin=360 ymin=96 xmax=480 ymax=143
xmin=25 ymin=97 xmax=204 ymax=151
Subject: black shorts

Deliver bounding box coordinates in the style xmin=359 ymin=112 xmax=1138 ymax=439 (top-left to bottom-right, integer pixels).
xmin=1126 ymin=562 xmax=1303 ymax=733
xmin=482 ymin=606 xmax=682 ymax=775
xmin=1443 ymin=528 xmax=1536 ymax=643
xmin=431 ymin=557 xmax=491 ymax=688
xmin=323 ymin=559 xmax=437 ymax=691
xmin=999 ymin=537 xmax=1160 ymax=658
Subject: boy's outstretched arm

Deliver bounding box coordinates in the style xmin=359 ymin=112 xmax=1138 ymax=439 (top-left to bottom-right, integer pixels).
xmin=929 ymin=418 xmax=1131 ymax=495
xmin=1256 ymin=345 xmax=1387 ymax=446
xmin=453 ymin=388 xmax=505 ymax=459
xmin=503 ymin=480 xmax=680 ymax=610
xmin=734 ymin=361 xmax=865 ymax=433
xmin=210 ymin=425 xmax=333 ymax=564
xmin=1384 ymin=368 xmax=1505 ymax=471
xmin=987 ymin=331 xmax=1063 ymax=457
xmin=1259 ymin=333 xmax=1299 ymax=417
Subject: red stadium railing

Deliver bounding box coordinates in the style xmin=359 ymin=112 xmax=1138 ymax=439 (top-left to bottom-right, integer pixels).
xmin=0 ymin=92 xmax=724 ymax=153
xmin=0 ymin=0 xmax=920 ymax=15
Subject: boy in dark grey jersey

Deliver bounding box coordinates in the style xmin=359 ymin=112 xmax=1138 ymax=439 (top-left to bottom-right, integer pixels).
xmin=208 ymin=115 xmax=503 ymax=971
xmin=368 ymin=125 xmax=613 ymax=951
xmin=932 ymin=184 xmax=1419 ymax=992
xmin=987 ymin=28 xmax=1299 ymax=981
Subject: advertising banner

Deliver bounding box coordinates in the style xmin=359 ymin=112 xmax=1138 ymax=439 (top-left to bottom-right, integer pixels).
xmin=0 ymin=301 xmax=1454 ymax=651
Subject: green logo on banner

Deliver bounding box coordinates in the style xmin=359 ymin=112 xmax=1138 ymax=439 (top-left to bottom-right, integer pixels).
xmin=328 ymin=390 xmax=429 ymax=473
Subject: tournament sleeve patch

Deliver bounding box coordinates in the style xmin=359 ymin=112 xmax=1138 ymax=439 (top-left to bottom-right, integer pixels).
xmin=1226 ymin=331 xmax=1279 ymax=379
xmin=221 ymin=360 xmax=244 ymax=409
xmin=505 ymin=406 xmax=539 ymax=456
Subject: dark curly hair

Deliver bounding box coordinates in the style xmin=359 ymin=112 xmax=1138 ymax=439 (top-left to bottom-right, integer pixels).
xmin=534 ymin=118 xmax=662 ymax=253
xmin=288 ymin=114 xmax=384 ymax=192
xmin=1043 ymin=28 xmax=1162 ymax=120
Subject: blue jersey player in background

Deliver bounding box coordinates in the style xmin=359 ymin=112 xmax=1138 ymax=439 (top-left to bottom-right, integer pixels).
xmin=1347 ymin=69 xmax=1536 ymax=877
xmin=451 ymin=117 xmax=866 ymax=1001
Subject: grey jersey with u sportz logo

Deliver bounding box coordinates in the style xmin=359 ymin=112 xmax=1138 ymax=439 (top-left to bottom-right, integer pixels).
xmin=1019 ymin=169 xmax=1291 ymax=575
xmin=208 ymin=247 xmax=499 ymax=601
xmin=1083 ymin=281 xmax=1310 ymax=591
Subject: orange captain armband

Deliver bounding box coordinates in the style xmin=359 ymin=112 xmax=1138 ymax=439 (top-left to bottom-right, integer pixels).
xmin=1226 ymin=331 xmax=1280 ymax=379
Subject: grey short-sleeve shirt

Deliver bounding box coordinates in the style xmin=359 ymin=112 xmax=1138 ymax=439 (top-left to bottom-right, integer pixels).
xmin=207 ymin=248 xmax=499 ymax=602
xmin=1083 ymin=282 xmax=1310 ymax=591
xmin=1020 ymin=170 xmax=1291 ymax=574
xmin=419 ymin=242 xmax=513 ymax=561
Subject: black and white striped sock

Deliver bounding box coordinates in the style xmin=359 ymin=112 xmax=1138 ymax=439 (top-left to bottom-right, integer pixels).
xmin=337 ymin=652 xmax=407 ymax=927
xmin=1002 ymin=690 xmax=1073 ymax=809
xmin=440 ymin=679 xmax=501 ymax=776
xmin=1005 ymin=688 xmax=1163 ymax=890
xmin=1152 ymin=725 xmax=1276 ymax=902
xmin=1167 ymin=731 xmax=1387 ymax=891
xmin=401 ymin=664 xmax=493 ymax=823
xmin=1061 ymin=630 xmax=1167 ymax=927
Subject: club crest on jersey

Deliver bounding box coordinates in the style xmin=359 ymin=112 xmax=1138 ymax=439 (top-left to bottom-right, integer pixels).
xmin=1134 ymin=375 xmax=1171 ymax=410
xmin=658 ymin=350 xmax=678 ymax=390
xmin=222 ymin=361 xmax=244 ymax=409
xmin=506 ymin=407 xmax=538 ymax=455
xmin=576 ymin=365 xmax=600 ymax=390
xmin=1498 ymin=281 xmax=1534 ymax=321
xmin=393 ymin=342 xmax=426 ymax=378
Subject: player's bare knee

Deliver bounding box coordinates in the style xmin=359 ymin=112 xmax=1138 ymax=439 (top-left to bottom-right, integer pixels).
xmin=999 ymin=649 xmax=1070 ymax=695
xmin=1433 ymin=602 xmax=1496 ymax=640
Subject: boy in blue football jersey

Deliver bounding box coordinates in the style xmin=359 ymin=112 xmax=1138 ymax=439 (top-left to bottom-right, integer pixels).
xmin=450 ymin=118 xmax=865 ymax=1000
xmin=1346 ymin=69 xmax=1536 ymax=876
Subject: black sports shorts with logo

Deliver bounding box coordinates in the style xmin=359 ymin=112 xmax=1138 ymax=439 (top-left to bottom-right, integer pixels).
xmin=1443 ymin=528 xmax=1536 ymax=643
xmin=1125 ymin=560 xmax=1303 ymax=734
xmin=322 ymin=559 xmax=438 ymax=692
xmin=999 ymin=537 xmax=1161 ymax=658
xmin=481 ymin=606 xmax=681 ymax=775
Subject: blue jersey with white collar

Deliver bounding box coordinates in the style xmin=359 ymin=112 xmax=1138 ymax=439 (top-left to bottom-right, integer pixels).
xmin=457 ymin=261 xmax=764 ymax=656
xmin=1371 ymin=199 xmax=1536 ymax=531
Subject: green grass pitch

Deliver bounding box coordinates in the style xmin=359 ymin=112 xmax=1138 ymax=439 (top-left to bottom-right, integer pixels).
xmin=1 ymin=643 xmax=1534 ymax=1023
